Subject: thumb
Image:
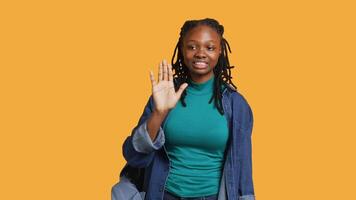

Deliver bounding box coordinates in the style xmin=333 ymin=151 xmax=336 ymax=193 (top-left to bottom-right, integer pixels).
xmin=176 ymin=83 xmax=188 ymax=98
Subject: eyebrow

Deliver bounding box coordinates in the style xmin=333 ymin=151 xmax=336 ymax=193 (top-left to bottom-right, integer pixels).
xmin=186 ymin=39 xmax=217 ymax=43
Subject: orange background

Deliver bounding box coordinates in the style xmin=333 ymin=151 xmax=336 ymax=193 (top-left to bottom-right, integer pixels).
xmin=1 ymin=0 xmax=355 ymax=199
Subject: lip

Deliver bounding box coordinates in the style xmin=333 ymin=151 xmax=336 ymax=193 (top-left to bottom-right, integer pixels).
xmin=192 ymin=61 xmax=209 ymax=69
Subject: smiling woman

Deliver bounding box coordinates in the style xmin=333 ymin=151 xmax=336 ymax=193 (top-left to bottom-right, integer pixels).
xmin=112 ymin=18 xmax=255 ymax=200
xmin=180 ymin=25 xmax=222 ymax=83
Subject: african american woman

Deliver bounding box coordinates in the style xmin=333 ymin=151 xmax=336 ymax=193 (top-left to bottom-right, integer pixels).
xmin=112 ymin=18 xmax=256 ymax=200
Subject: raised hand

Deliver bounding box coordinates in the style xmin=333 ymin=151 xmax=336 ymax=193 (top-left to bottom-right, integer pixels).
xmin=149 ymin=59 xmax=188 ymax=115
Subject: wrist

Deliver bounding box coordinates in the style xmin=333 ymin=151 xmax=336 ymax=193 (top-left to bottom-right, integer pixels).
xmin=152 ymin=109 xmax=169 ymax=119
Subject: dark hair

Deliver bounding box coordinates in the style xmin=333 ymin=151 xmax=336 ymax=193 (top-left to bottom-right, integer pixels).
xmin=171 ymin=18 xmax=237 ymax=115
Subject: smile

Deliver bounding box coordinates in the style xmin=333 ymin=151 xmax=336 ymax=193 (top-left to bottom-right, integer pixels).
xmin=192 ymin=61 xmax=208 ymax=69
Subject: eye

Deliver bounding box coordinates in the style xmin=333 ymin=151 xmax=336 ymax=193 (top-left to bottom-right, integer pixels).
xmin=207 ymin=46 xmax=215 ymax=51
xmin=187 ymin=45 xmax=196 ymax=50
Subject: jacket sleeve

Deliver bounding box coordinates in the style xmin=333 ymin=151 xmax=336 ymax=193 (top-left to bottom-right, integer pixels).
xmin=122 ymin=95 xmax=166 ymax=168
xmin=236 ymin=94 xmax=256 ymax=200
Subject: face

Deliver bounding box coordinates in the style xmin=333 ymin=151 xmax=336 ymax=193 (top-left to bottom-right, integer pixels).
xmin=181 ymin=25 xmax=222 ymax=83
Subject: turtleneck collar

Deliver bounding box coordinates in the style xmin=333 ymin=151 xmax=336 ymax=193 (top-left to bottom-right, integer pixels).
xmin=186 ymin=75 xmax=215 ymax=95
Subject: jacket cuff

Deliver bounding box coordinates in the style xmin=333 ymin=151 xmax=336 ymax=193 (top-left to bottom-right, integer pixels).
xmin=132 ymin=121 xmax=165 ymax=153
xmin=239 ymin=195 xmax=255 ymax=200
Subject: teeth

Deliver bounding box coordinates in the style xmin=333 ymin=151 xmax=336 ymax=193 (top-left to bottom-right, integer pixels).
xmin=193 ymin=61 xmax=208 ymax=68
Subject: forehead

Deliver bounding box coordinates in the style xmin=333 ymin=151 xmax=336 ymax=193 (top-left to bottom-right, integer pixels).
xmin=183 ymin=25 xmax=221 ymax=43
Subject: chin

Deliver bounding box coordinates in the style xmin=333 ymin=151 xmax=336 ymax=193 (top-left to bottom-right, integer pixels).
xmin=190 ymin=70 xmax=213 ymax=78
xmin=188 ymin=68 xmax=207 ymax=74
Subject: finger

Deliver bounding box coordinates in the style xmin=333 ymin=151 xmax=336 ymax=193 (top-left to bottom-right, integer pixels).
xmin=149 ymin=70 xmax=156 ymax=86
xmin=168 ymin=63 xmax=173 ymax=82
xmin=176 ymin=83 xmax=188 ymax=98
xmin=163 ymin=59 xmax=168 ymax=81
xmin=158 ymin=61 xmax=163 ymax=82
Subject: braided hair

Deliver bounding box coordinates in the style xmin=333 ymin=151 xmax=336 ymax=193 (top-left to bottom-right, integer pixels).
xmin=171 ymin=18 xmax=237 ymax=115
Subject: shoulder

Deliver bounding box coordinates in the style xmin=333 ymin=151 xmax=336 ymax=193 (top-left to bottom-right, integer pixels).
xmin=224 ymin=82 xmax=249 ymax=106
xmin=224 ymin=82 xmax=237 ymax=92
xmin=231 ymin=90 xmax=250 ymax=107
xmin=229 ymin=89 xmax=254 ymax=130
xmin=223 ymin=82 xmax=251 ymax=111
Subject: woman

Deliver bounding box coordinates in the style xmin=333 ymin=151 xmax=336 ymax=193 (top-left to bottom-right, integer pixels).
xmin=112 ymin=18 xmax=255 ymax=200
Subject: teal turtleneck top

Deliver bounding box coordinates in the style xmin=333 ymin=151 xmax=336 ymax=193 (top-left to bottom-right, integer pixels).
xmin=163 ymin=75 xmax=229 ymax=197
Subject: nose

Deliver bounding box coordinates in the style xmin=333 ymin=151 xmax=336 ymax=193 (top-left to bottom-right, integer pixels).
xmin=194 ymin=48 xmax=207 ymax=59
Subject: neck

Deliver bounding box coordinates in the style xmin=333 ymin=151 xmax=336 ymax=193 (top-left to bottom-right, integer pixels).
xmin=189 ymin=73 xmax=214 ymax=83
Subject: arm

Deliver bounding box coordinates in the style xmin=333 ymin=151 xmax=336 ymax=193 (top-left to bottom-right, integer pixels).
xmin=146 ymin=108 xmax=168 ymax=142
xmin=123 ymin=59 xmax=188 ymax=168
xmin=238 ymin=121 xmax=255 ymax=200
xmin=235 ymin=93 xmax=256 ymax=200
xmin=122 ymin=95 xmax=166 ymax=168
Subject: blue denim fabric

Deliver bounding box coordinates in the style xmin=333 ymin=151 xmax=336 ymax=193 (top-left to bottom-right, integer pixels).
xmin=121 ymin=83 xmax=255 ymax=200
xmin=111 ymin=176 xmax=145 ymax=200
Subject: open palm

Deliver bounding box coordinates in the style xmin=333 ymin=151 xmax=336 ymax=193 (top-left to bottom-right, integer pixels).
xmin=149 ymin=59 xmax=188 ymax=114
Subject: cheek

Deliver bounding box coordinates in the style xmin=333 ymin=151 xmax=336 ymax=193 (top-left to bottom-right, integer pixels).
xmin=184 ymin=51 xmax=194 ymax=60
xmin=183 ymin=52 xmax=194 ymax=65
xmin=209 ymin=53 xmax=220 ymax=66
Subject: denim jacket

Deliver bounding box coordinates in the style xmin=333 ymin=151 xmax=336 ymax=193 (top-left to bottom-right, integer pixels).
xmin=121 ymin=84 xmax=255 ymax=200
